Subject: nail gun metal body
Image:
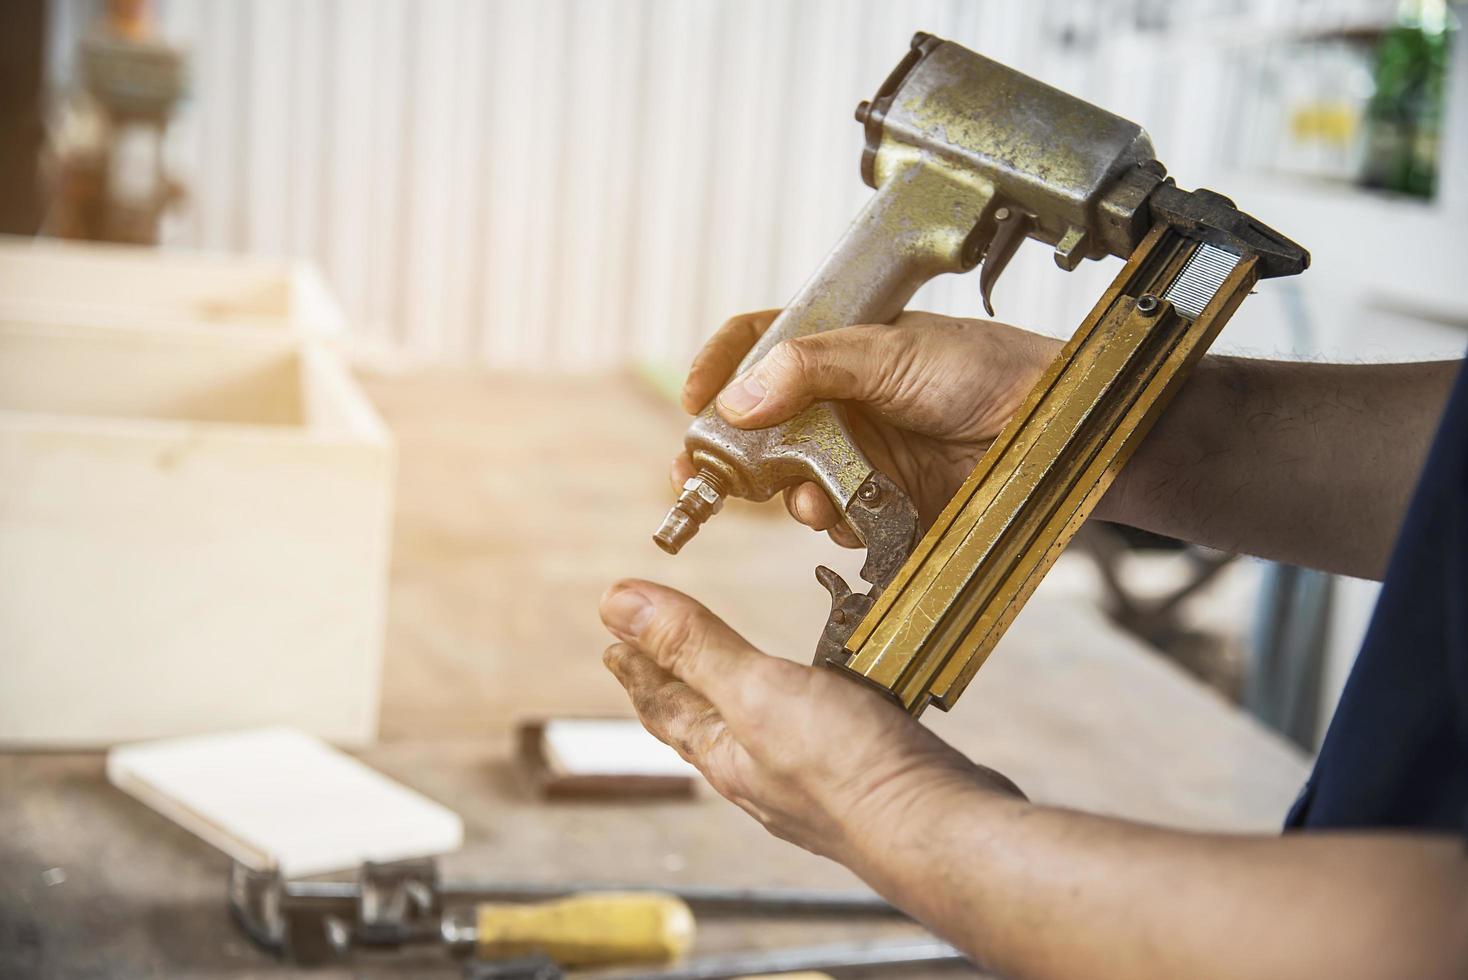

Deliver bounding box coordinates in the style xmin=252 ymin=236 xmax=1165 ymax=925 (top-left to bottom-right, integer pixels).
xmin=654 ymin=33 xmax=1308 ymax=716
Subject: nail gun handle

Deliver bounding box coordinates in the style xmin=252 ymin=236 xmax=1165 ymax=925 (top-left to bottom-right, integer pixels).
xmin=474 ymin=892 xmax=694 ymax=969
xmin=665 ymin=163 xmax=991 ymax=576
xmin=683 ymin=163 xmax=991 ymax=509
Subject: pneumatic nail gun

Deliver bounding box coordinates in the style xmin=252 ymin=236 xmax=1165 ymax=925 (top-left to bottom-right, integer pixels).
xmin=654 ymin=33 xmax=1308 ymax=716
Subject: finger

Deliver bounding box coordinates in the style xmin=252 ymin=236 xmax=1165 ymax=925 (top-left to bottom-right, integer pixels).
xmin=682 ymin=310 xmax=782 ymax=414
xmin=603 ymin=643 xmax=731 ymax=765
xmin=782 ymin=483 xmax=862 ymax=547
xmin=714 ymin=324 xmax=893 ymax=429
xmin=670 ymin=451 xmax=696 ymax=492
xmin=600 ymin=579 xmax=794 ymax=725
xmin=781 ymin=482 xmax=849 ymax=535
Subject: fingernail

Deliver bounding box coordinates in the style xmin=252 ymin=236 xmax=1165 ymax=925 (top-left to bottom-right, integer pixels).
xmin=717 ymin=372 xmax=766 ymax=416
xmin=603 ymin=588 xmax=654 ymax=639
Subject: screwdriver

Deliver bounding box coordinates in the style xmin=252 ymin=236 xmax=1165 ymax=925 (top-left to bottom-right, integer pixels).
xmin=436 ymin=891 xmax=695 ymax=967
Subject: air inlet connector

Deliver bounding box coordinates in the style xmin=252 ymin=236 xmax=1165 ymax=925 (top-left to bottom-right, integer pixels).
xmin=653 ymin=470 xmax=725 ymax=554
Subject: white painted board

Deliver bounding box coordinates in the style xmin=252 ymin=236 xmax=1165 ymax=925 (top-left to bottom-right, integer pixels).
xmin=108 ymin=728 xmax=463 ymax=877
xmin=541 ymin=719 xmax=700 ymax=779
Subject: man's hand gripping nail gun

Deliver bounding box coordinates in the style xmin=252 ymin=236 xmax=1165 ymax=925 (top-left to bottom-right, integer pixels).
xmin=655 ymin=32 xmax=1308 ymax=716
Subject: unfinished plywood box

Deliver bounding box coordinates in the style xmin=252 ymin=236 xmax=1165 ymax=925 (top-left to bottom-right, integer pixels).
xmin=0 ymin=235 xmax=344 ymax=335
xmin=0 ymin=323 xmax=393 ymax=747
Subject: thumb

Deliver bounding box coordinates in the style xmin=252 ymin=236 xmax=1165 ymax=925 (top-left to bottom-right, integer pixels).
xmin=714 ymin=325 xmax=891 ymax=429
xmin=599 ymin=579 xmax=789 ymax=727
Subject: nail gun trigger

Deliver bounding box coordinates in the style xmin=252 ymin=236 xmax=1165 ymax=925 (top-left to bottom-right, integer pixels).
xmin=844 ymin=471 xmax=919 ymax=591
xmin=814 ymin=565 xmax=874 ymax=667
xmin=815 ymin=564 xmax=852 ymax=606
xmin=979 ymin=207 xmax=1033 ymax=317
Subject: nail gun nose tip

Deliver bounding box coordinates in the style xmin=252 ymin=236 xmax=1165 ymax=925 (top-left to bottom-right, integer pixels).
xmin=653 ymin=509 xmax=696 ymax=554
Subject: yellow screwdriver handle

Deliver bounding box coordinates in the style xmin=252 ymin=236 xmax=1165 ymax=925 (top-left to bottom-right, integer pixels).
xmin=475 ymin=891 xmax=695 ymax=968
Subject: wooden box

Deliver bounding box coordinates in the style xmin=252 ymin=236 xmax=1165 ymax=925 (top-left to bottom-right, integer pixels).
xmin=0 ymin=236 xmax=344 ymax=335
xmin=0 ymin=323 xmax=393 ymax=746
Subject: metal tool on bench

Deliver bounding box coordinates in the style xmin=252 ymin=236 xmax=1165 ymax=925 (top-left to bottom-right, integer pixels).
xmin=463 ymin=937 xmax=967 ymax=979
xmin=229 ymin=858 xmax=905 ymax=967
xmin=230 ymin=860 xmax=693 ymax=968
xmin=654 ymin=32 xmax=1308 ymax=716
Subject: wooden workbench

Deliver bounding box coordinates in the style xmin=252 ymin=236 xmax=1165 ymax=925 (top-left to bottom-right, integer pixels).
xmin=0 ymin=371 xmax=1309 ymax=979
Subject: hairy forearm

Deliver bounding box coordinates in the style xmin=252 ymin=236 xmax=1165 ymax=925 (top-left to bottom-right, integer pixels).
xmin=1096 ymin=356 xmax=1459 ymax=579
xmin=845 ymin=786 xmax=1468 ymax=980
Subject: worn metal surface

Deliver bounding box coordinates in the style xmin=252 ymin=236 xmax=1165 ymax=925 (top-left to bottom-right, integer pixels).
xmin=656 ymin=31 xmax=1309 ymax=714
xmin=859 ymin=34 xmax=1157 ymax=265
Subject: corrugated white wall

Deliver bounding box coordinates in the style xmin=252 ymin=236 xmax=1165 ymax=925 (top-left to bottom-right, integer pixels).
xmin=44 ymin=0 xmax=1398 ymax=368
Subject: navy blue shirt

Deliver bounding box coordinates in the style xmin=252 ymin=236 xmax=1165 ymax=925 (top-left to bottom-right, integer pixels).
xmin=1286 ymin=356 xmax=1468 ymax=834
